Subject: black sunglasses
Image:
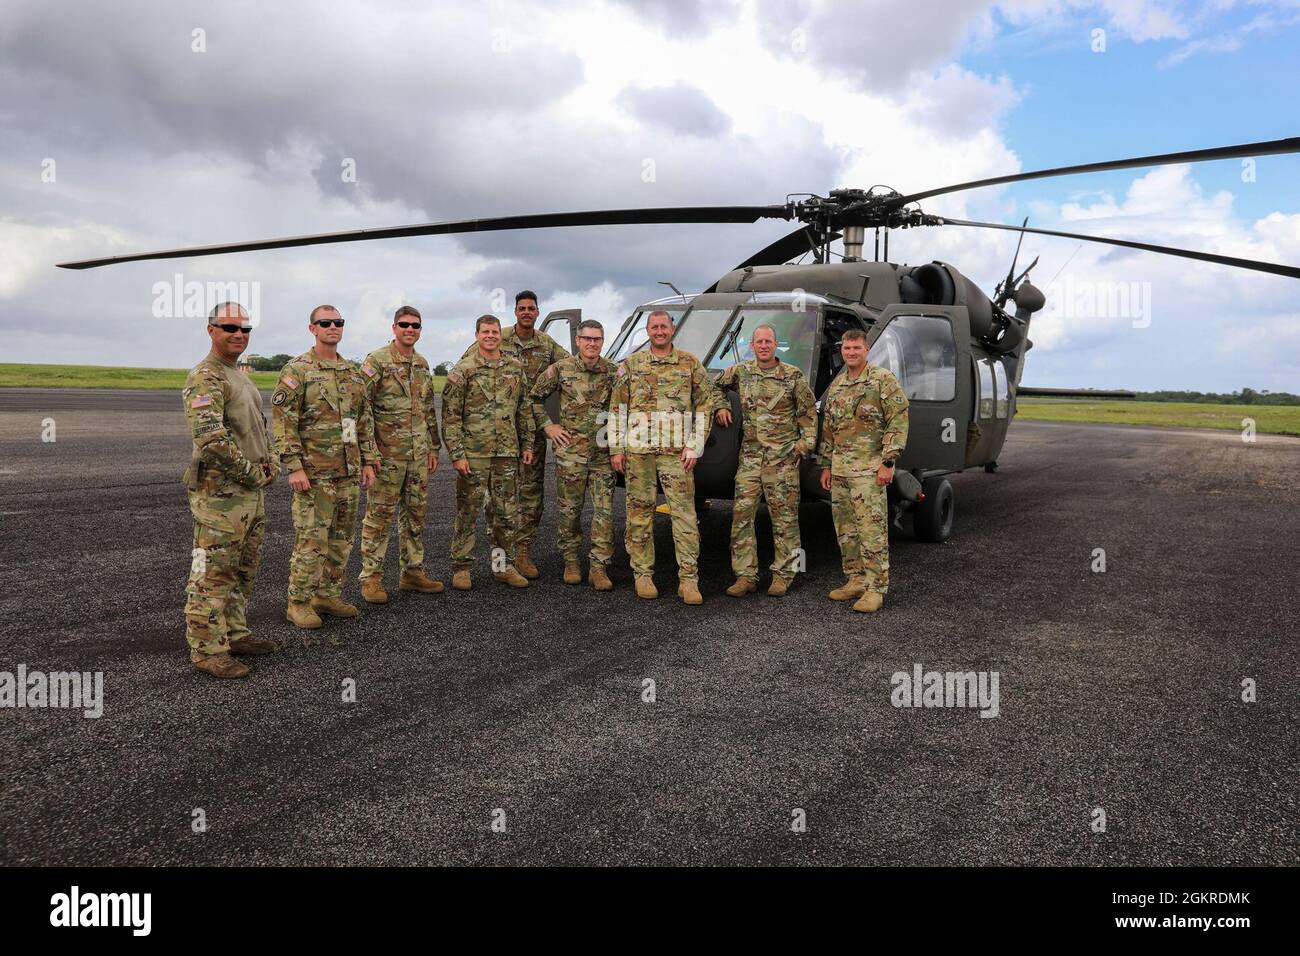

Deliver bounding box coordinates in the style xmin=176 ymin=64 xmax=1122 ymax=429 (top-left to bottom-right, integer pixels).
xmin=212 ymin=323 xmax=253 ymax=334
xmin=396 ymin=321 xmax=421 ymax=329
xmin=313 ymin=319 xmax=345 ymax=328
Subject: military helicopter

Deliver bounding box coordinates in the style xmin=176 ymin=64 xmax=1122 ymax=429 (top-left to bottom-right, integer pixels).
xmin=59 ymin=136 xmax=1300 ymax=542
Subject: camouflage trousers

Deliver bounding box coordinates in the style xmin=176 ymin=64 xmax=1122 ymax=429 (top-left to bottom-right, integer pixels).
xmin=625 ymin=452 xmax=698 ymax=582
xmin=831 ymin=473 xmax=890 ymax=594
xmin=452 ymin=456 xmax=519 ymax=571
xmin=185 ymin=485 xmax=264 ymax=654
xmin=556 ymin=459 xmax=616 ymax=565
xmin=515 ymin=431 xmax=547 ymax=549
xmin=359 ymin=457 xmax=428 ymax=578
xmin=732 ymin=450 xmax=803 ymax=583
xmin=288 ymin=475 xmax=360 ymax=604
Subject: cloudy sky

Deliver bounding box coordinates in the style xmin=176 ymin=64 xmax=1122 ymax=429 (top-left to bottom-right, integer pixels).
xmin=2 ymin=0 xmax=1298 ymax=390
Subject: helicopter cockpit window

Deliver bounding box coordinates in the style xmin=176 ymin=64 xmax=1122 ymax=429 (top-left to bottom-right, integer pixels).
xmin=868 ymin=314 xmax=957 ymax=402
xmin=707 ymin=308 xmax=818 ymax=376
xmin=608 ymin=309 xmax=686 ymax=361
xmin=978 ymin=358 xmax=995 ymax=419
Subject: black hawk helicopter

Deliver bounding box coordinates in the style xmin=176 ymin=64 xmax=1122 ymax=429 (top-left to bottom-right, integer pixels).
xmin=59 ymin=137 xmax=1300 ymax=542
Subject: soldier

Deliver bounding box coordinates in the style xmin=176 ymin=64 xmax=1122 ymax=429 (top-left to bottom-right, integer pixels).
xmin=818 ymin=328 xmax=909 ymax=613
xmin=715 ymin=323 xmax=818 ymax=598
xmin=357 ymin=305 xmax=444 ymax=603
xmin=609 ymin=310 xmax=727 ymax=605
xmin=528 ymin=319 xmax=618 ymax=590
xmin=273 ymin=305 xmax=377 ymax=638
xmin=182 ymin=302 xmax=277 ymax=679
xmin=442 ymin=315 xmax=535 ymax=590
xmin=460 ymin=290 xmax=565 ymax=579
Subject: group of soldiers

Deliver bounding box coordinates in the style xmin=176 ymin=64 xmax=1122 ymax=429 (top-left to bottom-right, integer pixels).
xmin=181 ymin=291 xmax=908 ymax=679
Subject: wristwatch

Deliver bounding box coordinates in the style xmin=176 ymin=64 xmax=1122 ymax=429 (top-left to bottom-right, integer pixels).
xmin=882 ymin=459 xmax=895 ymax=468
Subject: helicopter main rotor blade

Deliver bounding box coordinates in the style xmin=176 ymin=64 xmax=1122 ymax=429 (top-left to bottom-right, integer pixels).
xmin=890 ymin=136 xmax=1300 ymax=209
xmin=936 ymin=216 xmax=1300 ymax=280
xmin=56 ymin=205 xmax=793 ymax=270
xmin=702 ymin=225 xmax=839 ymax=293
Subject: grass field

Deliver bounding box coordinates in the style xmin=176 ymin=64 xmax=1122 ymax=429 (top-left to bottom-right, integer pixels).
xmin=3 ymin=364 xmax=1296 ymax=436
xmin=1015 ymin=399 xmax=1300 ymax=437
xmin=0 ymin=363 xmax=446 ymax=393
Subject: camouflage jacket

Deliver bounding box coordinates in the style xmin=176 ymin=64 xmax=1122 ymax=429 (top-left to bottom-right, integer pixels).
xmin=818 ymin=363 xmax=909 ymax=476
xmin=182 ymin=353 xmax=276 ymax=492
xmin=440 ymin=351 xmax=532 ymax=461
xmin=461 ymin=325 xmax=568 ymax=411
xmin=359 ymin=342 xmax=441 ymax=461
xmin=272 ymin=348 xmax=377 ymax=479
xmin=715 ymin=359 xmax=817 ymax=464
xmin=608 ymin=348 xmax=725 ymax=456
xmin=528 ymin=354 xmax=618 ymax=468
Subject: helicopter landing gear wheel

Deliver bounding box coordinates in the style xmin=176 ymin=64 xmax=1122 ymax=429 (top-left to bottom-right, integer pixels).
xmin=913 ymin=477 xmax=954 ymax=543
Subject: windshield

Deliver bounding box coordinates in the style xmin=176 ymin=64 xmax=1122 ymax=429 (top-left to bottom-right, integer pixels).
xmin=707 ymin=308 xmax=818 ymax=376
xmin=608 ymin=307 xmax=732 ymax=362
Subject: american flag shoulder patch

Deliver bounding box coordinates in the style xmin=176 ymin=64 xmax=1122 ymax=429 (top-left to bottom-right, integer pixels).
xmin=361 ymin=364 xmax=376 ymax=378
xmin=281 ymin=375 xmax=300 ymax=390
xmin=190 ymin=394 xmax=213 ymax=409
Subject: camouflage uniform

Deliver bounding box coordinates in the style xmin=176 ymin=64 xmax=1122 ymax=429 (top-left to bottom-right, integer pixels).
xmin=462 ymin=326 xmax=567 ymax=551
xmin=357 ymin=343 xmax=441 ymax=579
xmin=441 ymin=350 xmax=533 ymax=571
xmin=272 ymin=349 xmax=377 ymax=604
xmin=715 ymin=359 xmax=817 ymax=584
xmin=819 ymin=363 xmax=909 ymax=595
xmin=608 ymin=348 xmax=725 ymax=582
xmin=529 ymin=354 xmax=618 ymax=565
xmin=182 ymin=354 xmax=277 ymax=655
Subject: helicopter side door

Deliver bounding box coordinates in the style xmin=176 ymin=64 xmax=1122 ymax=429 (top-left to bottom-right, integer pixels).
xmin=539 ymin=308 xmax=581 ymax=355
xmin=535 ymin=309 xmax=582 ymax=427
xmin=865 ymin=305 xmax=972 ymax=474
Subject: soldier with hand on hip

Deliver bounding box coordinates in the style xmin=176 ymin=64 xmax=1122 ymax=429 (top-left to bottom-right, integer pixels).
xmin=528 ymin=318 xmax=619 ymax=590
xmin=181 ymin=302 xmax=277 ymax=679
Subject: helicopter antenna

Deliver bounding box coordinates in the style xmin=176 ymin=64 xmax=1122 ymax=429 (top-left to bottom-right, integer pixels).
xmin=995 ymin=217 xmax=1030 ymax=307
xmin=1046 ymin=245 xmax=1082 ymax=289
xmin=658 ymin=280 xmax=687 ymax=302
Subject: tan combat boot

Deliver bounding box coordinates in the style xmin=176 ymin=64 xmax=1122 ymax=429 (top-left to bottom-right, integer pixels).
xmin=853 ymin=591 xmax=884 ymax=614
xmin=767 ymin=578 xmax=790 ymax=597
xmin=829 ymin=578 xmax=867 ymax=601
xmin=634 ymin=576 xmax=658 ymax=599
xmin=563 ymin=561 xmax=582 ymax=585
xmin=678 ymin=580 xmax=703 ymax=605
xmin=228 ymin=636 xmax=275 ymax=656
xmin=191 ymin=650 xmax=250 ymax=679
xmin=451 ymin=570 xmax=472 ymax=591
xmin=361 ymin=575 xmax=389 ymax=604
xmin=311 ymin=595 xmax=360 ymax=618
xmin=514 ymin=545 xmax=540 ymax=580
xmin=494 ymin=566 xmax=529 ymax=588
xmin=725 ymin=578 xmax=757 ymax=598
xmin=287 ymin=602 xmax=323 ymax=629
xmin=400 ymin=569 xmax=445 ymax=593
xmin=589 ymin=564 xmax=613 ymax=591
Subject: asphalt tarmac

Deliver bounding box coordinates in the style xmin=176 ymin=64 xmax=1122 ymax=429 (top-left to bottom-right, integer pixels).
xmin=1 ymin=387 xmax=1296 ymax=865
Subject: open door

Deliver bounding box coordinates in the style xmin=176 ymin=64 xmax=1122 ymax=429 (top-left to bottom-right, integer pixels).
xmin=865 ymin=305 xmax=972 ymax=473
xmin=539 ymin=308 xmax=581 ymax=355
